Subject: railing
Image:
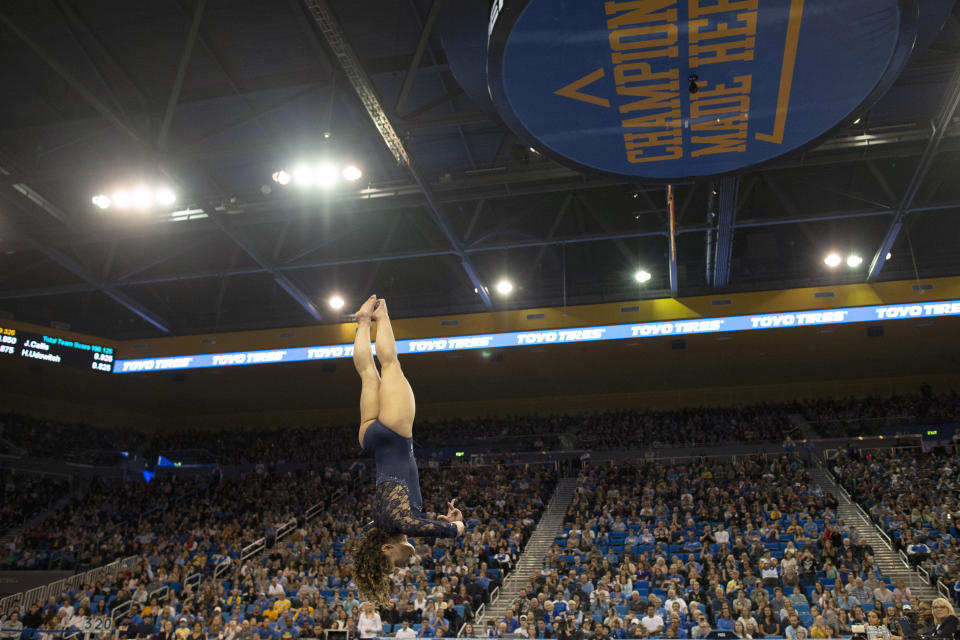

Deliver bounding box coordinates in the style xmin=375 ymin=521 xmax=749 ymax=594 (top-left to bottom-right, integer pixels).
xmin=937 ymin=578 xmax=952 ymax=601
xmin=826 ymin=463 xmax=895 ymax=552
xmin=0 ymin=555 xmax=138 ymax=617
xmin=214 ymin=487 xmax=346 ymax=583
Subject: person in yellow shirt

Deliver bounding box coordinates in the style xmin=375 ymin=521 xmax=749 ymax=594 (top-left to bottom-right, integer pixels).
xmin=174 ymin=619 xmax=192 ymax=640
xmin=810 ymin=615 xmax=832 ymax=638
xmin=142 ymin=597 xmax=160 ymax=617
xmin=263 ymin=607 xmax=280 ymax=623
xmin=274 ymin=595 xmax=292 ymax=616
xmin=292 ymin=606 xmax=314 ymax=623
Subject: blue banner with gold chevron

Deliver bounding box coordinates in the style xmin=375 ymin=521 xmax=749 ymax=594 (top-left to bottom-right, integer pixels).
xmin=487 ymin=0 xmax=917 ymax=179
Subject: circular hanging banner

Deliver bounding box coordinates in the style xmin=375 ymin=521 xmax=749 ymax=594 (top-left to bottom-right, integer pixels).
xmin=487 ymin=0 xmax=917 ymax=180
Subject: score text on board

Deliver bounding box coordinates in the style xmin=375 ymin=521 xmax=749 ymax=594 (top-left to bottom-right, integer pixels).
xmin=487 ymin=0 xmax=914 ymax=179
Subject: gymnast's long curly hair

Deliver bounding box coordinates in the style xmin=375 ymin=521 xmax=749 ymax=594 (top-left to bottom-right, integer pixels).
xmin=352 ymin=527 xmax=393 ymax=606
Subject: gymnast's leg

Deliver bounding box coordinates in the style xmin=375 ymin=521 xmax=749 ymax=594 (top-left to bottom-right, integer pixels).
xmin=373 ymin=299 xmax=415 ymax=438
xmin=354 ymin=295 xmax=380 ymax=447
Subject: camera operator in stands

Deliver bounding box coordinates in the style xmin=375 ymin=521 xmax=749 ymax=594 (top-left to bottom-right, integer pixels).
xmin=929 ymin=599 xmax=959 ymax=639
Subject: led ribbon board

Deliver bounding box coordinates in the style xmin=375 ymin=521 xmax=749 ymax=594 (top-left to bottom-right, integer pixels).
xmin=486 ymin=0 xmax=916 ymax=179
xmin=114 ymin=299 xmax=960 ymax=373
xmin=1 ymin=326 xmax=114 ymax=372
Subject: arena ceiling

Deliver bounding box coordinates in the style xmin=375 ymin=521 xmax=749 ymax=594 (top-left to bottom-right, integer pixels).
xmin=0 ymin=0 xmax=960 ymax=339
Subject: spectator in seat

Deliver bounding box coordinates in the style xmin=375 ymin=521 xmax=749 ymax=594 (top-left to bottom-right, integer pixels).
xmin=690 ymin=616 xmax=712 ymax=639
xmin=848 ymin=578 xmax=873 ymax=604
xmin=865 ymin=609 xmax=899 ymax=640
xmin=732 ymin=620 xmax=747 ymax=639
xmin=356 ymin=602 xmax=382 ymax=639
xmin=1 ymin=612 xmax=22 ymax=640
xmin=931 ymin=598 xmax=959 ymax=638
xmin=759 ymin=605 xmax=780 ymax=637
xmin=874 ymin=583 xmax=895 ymax=603
xmin=784 ymin=614 xmax=806 ymax=640
xmin=22 ymin=603 xmax=41 ymax=632
xmin=905 ymin=539 xmax=931 ymax=568
xmin=156 ymin=620 xmax=176 ymax=640
xmin=665 ymin=614 xmax=686 ymax=639
xmin=640 ymin=605 xmax=664 ymax=637
xmin=809 ymin=615 xmax=832 ymax=639
xmin=715 ymin=604 xmax=735 ymax=632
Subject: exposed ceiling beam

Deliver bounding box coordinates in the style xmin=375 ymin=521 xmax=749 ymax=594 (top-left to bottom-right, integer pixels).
xmin=158 ymin=0 xmax=208 ymax=150
xmin=395 ymin=0 xmax=440 ymax=116
xmin=301 ymin=0 xmax=493 ymax=308
xmin=0 ymin=196 xmax=171 ymax=332
xmin=868 ymin=65 xmax=960 ymax=280
xmin=54 ymin=0 xmax=136 ymax=119
xmin=7 ymin=194 xmax=960 ymax=304
xmin=532 ymin=193 xmax=573 ymax=269
xmin=205 ymin=209 xmax=324 ymax=321
xmin=575 ymin=192 xmax=636 ymax=267
xmin=0 ymin=10 xmax=143 ymax=145
xmin=711 ymin=176 xmax=739 ymax=288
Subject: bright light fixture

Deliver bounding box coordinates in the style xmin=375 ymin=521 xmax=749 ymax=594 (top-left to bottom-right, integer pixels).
xmin=853 ymin=117 xmax=861 ymax=124
xmin=274 ymin=170 xmax=291 ymax=185
xmin=315 ymin=163 xmax=339 ymax=188
xmin=155 ymin=188 xmax=176 ymax=206
xmin=846 ymin=254 xmax=863 ymax=268
xmin=635 ymin=270 xmax=652 ymax=283
xmin=112 ymin=191 xmax=131 ymax=209
xmin=886 ymin=252 xmax=892 ymax=260
xmin=495 ymin=279 xmax=513 ymax=295
xmin=92 ymin=194 xmax=111 ymax=209
xmin=824 ymin=253 xmax=842 ymax=267
xmin=293 ymin=165 xmax=313 ymax=186
xmin=342 ymin=165 xmax=362 ymax=182
xmin=132 ymin=187 xmax=153 ymax=208
xmin=329 ymin=295 xmax=345 ymax=310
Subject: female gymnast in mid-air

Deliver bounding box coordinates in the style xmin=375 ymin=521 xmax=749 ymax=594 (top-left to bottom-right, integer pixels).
xmin=351 ymin=295 xmax=464 ymax=604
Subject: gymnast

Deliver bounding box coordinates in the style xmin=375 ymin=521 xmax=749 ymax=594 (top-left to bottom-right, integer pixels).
xmin=351 ymin=295 xmax=464 ymax=604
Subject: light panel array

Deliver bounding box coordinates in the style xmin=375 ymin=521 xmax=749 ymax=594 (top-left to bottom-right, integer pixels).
xmin=92 ymin=186 xmax=177 ymax=211
xmin=272 ymin=163 xmax=362 ymax=188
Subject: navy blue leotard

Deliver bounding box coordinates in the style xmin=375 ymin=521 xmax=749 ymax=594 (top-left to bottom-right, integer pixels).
xmin=362 ymin=420 xmax=458 ymax=538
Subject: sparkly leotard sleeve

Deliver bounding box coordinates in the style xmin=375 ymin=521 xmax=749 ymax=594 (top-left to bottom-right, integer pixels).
xmin=362 ymin=420 xmax=458 ymax=538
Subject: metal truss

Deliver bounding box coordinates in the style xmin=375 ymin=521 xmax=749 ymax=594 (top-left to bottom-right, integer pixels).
xmin=867 ymin=64 xmax=960 ymax=280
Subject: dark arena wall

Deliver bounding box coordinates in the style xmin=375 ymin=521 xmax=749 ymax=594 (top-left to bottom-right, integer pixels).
xmin=1 ymin=277 xmax=959 ymax=431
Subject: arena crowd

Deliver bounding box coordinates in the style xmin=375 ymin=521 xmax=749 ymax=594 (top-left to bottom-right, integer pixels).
xmin=830 ymin=446 xmax=960 ymax=601
xmin=1 ymin=388 xmax=959 ymax=640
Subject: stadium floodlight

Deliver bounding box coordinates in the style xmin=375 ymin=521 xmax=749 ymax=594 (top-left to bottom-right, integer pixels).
xmin=293 ymin=165 xmax=313 ymax=186
xmin=886 ymin=252 xmax=892 ymax=260
xmin=155 ymin=188 xmax=176 ymax=206
xmin=92 ymin=194 xmax=111 ymax=209
xmin=635 ymin=270 xmax=652 ymax=283
xmin=273 ymin=170 xmax=291 ymax=185
xmin=112 ymin=190 xmax=132 ymax=209
xmin=329 ymin=295 xmax=345 ymax=310
xmin=824 ymin=253 xmax=842 ymax=267
xmin=315 ymin=163 xmax=339 ymax=188
xmin=342 ymin=165 xmax=362 ymax=182
xmin=495 ymin=279 xmax=513 ymax=295
xmin=846 ymin=254 xmax=863 ymax=268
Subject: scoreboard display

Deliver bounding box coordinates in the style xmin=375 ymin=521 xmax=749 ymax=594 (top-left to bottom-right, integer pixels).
xmin=0 ymin=326 xmax=114 ymax=372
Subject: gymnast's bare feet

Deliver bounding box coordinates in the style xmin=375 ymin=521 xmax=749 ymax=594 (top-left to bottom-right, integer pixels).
xmin=354 ymin=295 xmax=379 ymax=322
xmin=372 ymin=298 xmax=388 ymax=322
